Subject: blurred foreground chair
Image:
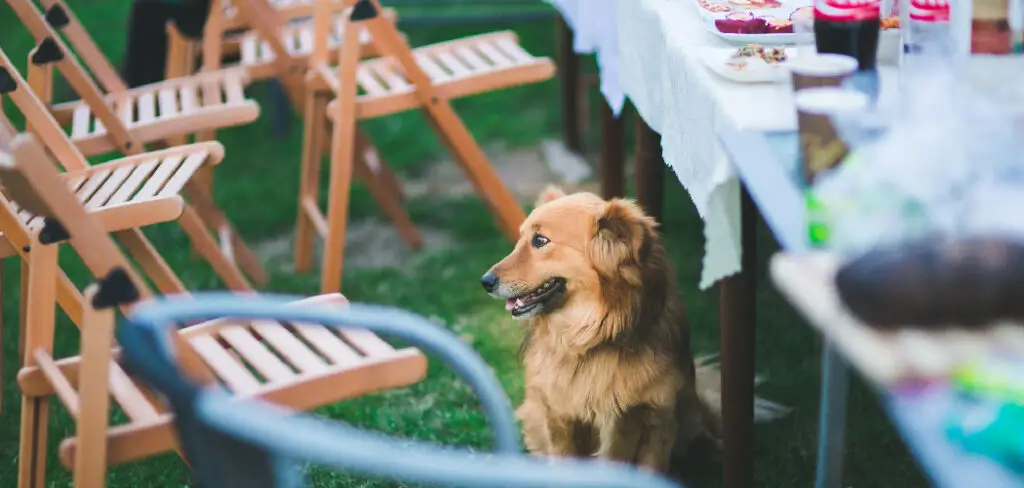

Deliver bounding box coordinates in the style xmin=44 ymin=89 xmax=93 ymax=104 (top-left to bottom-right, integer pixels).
xmin=119 ymin=292 xmax=685 ymax=488
xmin=0 ymin=43 xmax=264 ymax=290
xmin=301 ymin=0 xmax=555 ymax=293
xmin=0 ymin=134 xmax=428 ymax=488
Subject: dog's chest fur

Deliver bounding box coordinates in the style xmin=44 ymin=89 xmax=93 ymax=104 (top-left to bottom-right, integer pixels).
xmin=522 ymin=323 xmax=683 ymax=420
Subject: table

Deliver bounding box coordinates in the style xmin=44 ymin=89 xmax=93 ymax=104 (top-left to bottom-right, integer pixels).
xmin=719 ymin=129 xmax=1024 ymax=488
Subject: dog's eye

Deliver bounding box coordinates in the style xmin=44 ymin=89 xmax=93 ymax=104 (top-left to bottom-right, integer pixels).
xmin=531 ymin=234 xmax=550 ymax=248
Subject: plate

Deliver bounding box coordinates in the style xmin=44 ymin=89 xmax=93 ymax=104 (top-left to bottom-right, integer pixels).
xmin=701 ymin=46 xmax=800 ymax=83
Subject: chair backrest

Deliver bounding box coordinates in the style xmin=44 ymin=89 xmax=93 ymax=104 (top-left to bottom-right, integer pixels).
xmin=118 ymin=293 xmax=685 ymax=488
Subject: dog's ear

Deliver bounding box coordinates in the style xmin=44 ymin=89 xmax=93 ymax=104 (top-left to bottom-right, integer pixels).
xmin=535 ymin=185 xmax=566 ymax=207
xmin=587 ymin=199 xmax=657 ymax=285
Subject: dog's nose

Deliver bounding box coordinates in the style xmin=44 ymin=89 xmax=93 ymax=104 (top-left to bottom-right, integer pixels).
xmin=480 ymin=272 xmax=499 ymax=293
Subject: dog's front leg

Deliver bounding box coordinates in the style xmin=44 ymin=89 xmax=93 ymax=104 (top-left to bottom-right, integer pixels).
xmin=546 ymin=415 xmax=589 ymax=457
xmin=598 ymin=406 xmax=678 ymax=473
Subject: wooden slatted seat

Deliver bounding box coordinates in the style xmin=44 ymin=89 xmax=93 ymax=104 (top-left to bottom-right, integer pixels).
xmin=46 ymin=69 xmax=257 ymax=156
xmin=4 ymin=134 xmax=427 ymax=487
xmin=326 ymin=31 xmax=555 ymax=120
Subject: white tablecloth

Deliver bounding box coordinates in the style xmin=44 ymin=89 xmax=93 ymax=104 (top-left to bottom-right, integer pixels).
xmin=544 ymin=0 xmax=626 ymax=116
xmin=616 ymin=0 xmax=898 ymax=289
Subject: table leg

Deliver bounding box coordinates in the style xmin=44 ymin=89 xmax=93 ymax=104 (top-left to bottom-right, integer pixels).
xmin=814 ymin=343 xmax=851 ymax=488
xmin=719 ymin=186 xmax=757 ymax=488
xmin=599 ymin=99 xmax=625 ymax=199
xmin=634 ymin=116 xmax=664 ymax=222
xmin=556 ymin=17 xmax=583 ymax=154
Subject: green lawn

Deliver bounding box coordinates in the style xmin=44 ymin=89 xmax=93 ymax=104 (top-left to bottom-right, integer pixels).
xmin=0 ymin=2 xmax=928 ymax=487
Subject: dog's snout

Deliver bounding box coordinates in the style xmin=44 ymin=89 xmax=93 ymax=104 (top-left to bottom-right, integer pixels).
xmin=480 ymin=272 xmax=499 ymax=292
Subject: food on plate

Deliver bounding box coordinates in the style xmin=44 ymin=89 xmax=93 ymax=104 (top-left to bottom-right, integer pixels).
xmin=725 ymin=0 xmax=783 ymax=8
xmin=725 ymin=43 xmax=789 ymax=70
xmin=764 ymin=16 xmax=795 ymax=33
xmin=714 ymin=7 xmax=810 ymax=35
xmin=834 ymin=237 xmax=1024 ymax=329
xmin=789 ymin=6 xmax=814 ymax=22
xmin=881 ymin=15 xmax=900 ymax=29
xmin=715 ymin=12 xmax=768 ymax=34
xmin=697 ymin=0 xmax=734 ymax=13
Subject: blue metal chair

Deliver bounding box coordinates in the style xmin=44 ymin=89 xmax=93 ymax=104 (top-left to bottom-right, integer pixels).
xmin=118 ymin=292 xmax=684 ymax=488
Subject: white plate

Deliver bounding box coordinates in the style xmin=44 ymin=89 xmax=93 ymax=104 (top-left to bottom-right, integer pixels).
xmin=701 ymin=46 xmax=800 ymax=83
xmin=692 ymin=0 xmax=812 ymax=21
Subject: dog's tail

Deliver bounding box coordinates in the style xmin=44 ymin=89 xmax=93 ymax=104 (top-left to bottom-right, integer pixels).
xmin=694 ymin=354 xmax=791 ymax=424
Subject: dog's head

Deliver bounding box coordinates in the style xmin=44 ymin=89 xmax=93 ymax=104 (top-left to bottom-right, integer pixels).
xmin=481 ymin=186 xmax=659 ymax=321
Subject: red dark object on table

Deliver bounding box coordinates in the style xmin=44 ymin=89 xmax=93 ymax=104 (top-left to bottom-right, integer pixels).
xmin=716 ymin=12 xmax=769 ymax=33
xmin=814 ymin=0 xmax=882 ymax=70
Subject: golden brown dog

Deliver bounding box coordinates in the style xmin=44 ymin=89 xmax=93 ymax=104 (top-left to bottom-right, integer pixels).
xmin=481 ymin=187 xmax=783 ymax=475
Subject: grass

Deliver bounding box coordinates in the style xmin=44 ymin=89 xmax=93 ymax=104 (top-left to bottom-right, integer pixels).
xmin=0 ymin=1 xmax=929 ymax=487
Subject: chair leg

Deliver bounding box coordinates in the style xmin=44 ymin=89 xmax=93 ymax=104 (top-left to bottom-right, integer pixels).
xmin=0 ymin=259 xmax=4 ymax=417
xmin=73 ymin=292 xmax=116 ymax=488
xmin=176 ymin=205 xmax=254 ymax=291
xmin=17 ymin=396 xmax=49 ymax=488
xmin=352 ymin=131 xmax=422 ymax=250
xmin=114 ymin=228 xmax=187 ymax=295
xmin=295 ymin=91 xmax=329 ymax=273
xmin=320 ymin=116 xmax=358 ymax=294
xmin=424 ymin=111 xmax=524 ymax=242
xmin=18 ymin=260 xmax=27 ymax=363
xmin=182 ymin=183 xmax=268 ymax=287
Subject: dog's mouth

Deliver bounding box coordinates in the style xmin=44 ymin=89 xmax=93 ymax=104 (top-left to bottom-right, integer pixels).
xmin=505 ymin=278 xmax=566 ymax=317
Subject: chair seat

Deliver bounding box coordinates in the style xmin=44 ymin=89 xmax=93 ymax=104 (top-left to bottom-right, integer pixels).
xmin=49 ymin=70 xmax=260 ymax=156
xmin=16 ymin=293 xmax=426 ymax=470
xmin=224 ymin=8 xmax=396 ymax=80
xmin=0 ymin=143 xmax=221 ymax=258
xmin=325 ymin=31 xmax=556 ymax=120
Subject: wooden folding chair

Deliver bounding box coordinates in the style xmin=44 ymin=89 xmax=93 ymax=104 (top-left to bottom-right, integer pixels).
xmin=300 ymin=0 xmax=555 ymax=293
xmin=4 ymin=133 xmax=428 ymax=488
xmin=0 ymin=44 xmax=266 ymax=291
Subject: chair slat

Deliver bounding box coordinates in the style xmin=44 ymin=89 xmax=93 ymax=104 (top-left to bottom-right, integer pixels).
xmin=179 ymin=83 xmax=199 ymax=112
xmin=250 ymin=321 xmax=328 ymax=373
xmin=495 ymin=38 xmax=534 ymax=64
xmin=370 ymin=63 xmax=409 ymax=91
xmin=298 ymin=27 xmax=314 ymax=54
xmin=291 ymin=323 xmax=360 ymax=365
xmin=71 ymin=104 xmax=92 ymax=139
xmin=117 ymin=96 xmax=135 ymax=126
xmin=84 ymin=165 xmax=134 ymax=209
xmin=434 ymin=51 xmax=471 ymax=78
xmin=76 ymin=169 xmax=112 ymax=203
xmin=219 ymin=325 xmax=296 ymax=382
xmin=223 ymin=76 xmax=245 ymax=104
xmin=338 ymin=328 xmax=396 ymax=357
xmin=454 ymin=46 xmax=491 ymax=72
xmin=134 ymin=155 xmax=185 ymax=199
xmin=189 ymin=335 xmax=262 ymax=394
xmin=137 ymin=92 xmax=157 ymax=124
xmin=475 ymin=42 xmax=513 ymax=68
xmin=108 ymin=159 xmax=159 ymax=205
xmin=157 ymin=151 xmax=208 ymax=197
xmin=355 ymin=68 xmax=387 ymax=96
xmin=158 ymin=89 xmax=179 ymax=119
xmin=414 ymin=54 xmax=450 ymax=82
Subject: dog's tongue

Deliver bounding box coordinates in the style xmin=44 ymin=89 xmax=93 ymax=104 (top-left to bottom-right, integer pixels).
xmin=505 ymin=298 xmax=524 ymax=311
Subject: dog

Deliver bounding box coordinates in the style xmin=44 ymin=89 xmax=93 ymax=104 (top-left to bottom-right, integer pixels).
xmin=481 ymin=187 xmax=785 ymax=475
